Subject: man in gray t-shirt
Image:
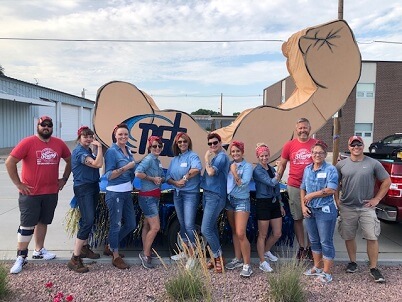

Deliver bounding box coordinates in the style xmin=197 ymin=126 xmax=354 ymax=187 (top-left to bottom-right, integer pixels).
xmin=335 ymin=136 xmax=391 ymax=283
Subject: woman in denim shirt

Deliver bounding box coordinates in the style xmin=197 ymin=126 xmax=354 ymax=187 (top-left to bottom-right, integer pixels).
xmin=200 ymin=133 xmax=229 ymax=273
xmin=301 ymin=140 xmax=338 ymax=283
xmin=166 ymin=132 xmax=202 ymax=269
xmin=135 ymin=136 xmax=165 ymax=269
xmin=68 ymin=126 xmax=103 ymax=273
xmin=104 ymin=123 xmax=136 ymax=270
xmin=253 ymin=143 xmax=284 ymax=273
xmin=224 ymin=141 xmax=253 ymax=277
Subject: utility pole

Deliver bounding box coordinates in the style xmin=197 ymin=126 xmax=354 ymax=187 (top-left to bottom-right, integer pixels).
xmin=219 ymin=93 xmax=223 ymax=128
xmin=332 ymin=0 xmax=343 ymax=165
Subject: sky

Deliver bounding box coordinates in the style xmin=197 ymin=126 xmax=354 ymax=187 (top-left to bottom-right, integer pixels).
xmin=0 ymin=0 xmax=401 ymax=115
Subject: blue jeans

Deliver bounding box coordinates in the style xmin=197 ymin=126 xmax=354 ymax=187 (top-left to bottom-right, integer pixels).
xmin=74 ymin=182 xmax=99 ymax=240
xmin=201 ymin=190 xmax=225 ymax=258
xmin=105 ymin=191 xmax=136 ymax=251
xmin=174 ymin=191 xmax=200 ymax=247
xmin=304 ymin=203 xmax=337 ymax=260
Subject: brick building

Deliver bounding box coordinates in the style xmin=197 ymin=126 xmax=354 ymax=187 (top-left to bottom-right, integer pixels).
xmin=263 ymin=61 xmax=402 ymax=152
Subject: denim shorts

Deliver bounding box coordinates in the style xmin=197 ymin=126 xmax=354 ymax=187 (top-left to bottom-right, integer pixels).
xmin=138 ymin=195 xmax=159 ymax=218
xmin=225 ymin=196 xmax=250 ymax=212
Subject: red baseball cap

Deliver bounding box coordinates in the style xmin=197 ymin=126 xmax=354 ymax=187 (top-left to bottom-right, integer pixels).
xmin=348 ymin=135 xmax=363 ymax=145
xmin=38 ymin=116 xmax=52 ymax=124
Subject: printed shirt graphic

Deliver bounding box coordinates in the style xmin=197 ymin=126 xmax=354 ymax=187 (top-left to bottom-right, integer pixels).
xmin=11 ymin=136 xmax=71 ymax=195
xmin=281 ymin=138 xmax=317 ymax=187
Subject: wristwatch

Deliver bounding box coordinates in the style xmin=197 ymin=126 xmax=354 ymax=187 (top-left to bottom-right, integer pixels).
xmin=183 ymin=175 xmax=188 ymax=182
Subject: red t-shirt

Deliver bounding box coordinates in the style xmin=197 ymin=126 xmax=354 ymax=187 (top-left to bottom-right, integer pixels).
xmin=281 ymin=137 xmax=317 ymax=188
xmin=10 ymin=136 xmax=71 ymax=195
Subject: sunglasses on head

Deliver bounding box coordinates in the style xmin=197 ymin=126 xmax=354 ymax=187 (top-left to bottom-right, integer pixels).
xmin=349 ymin=143 xmax=363 ymax=147
xmin=151 ymin=144 xmax=163 ymax=149
xmin=208 ymin=141 xmax=219 ymax=146
xmin=177 ymin=140 xmax=188 ymax=144
xmin=40 ymin=122 xmax=53 ymax=128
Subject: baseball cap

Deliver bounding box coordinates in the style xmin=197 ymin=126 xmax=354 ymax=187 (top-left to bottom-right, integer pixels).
xmin=348 ymin=135 xmax=363 ymax=145
xmin=38 ymin=116 xmax=52 ymax=124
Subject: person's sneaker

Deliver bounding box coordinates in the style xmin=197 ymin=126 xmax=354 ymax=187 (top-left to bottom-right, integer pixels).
xmin=67 ymin=255 xmax=89 ymax=273
xmin=225 ymin=258 xmax=243 ymax=270
xmin=346 ymin=262 xmax=358 ymax=273
xmin=112 ymin=256 xmax=129 ymax=270
xmin=370 ymin=268 xmax=385 ymax=283
xmin=139 ymin=252 xmax=154 ymax=269
xmin=304 ymin=267 xmax=323 ymax=276
xmin=151 ymin=251 xmax=158 ymax=259
xmin=80 ymin=244 xmax=100 ymax=259
xmin=32 ymin=248 xmax=56 ymax=260
xmin=185 ymin=257 xmax=196 ymax=270
xmin=103 ymin=245 xmax=125 ymax=258
xmin=259 ymin=261 xmax=273 ymax=273
xmin=240 ymin=264 xmax=253 ymax=277
xmin=306 ymin=247 xmax=313 ymax=261
xmin=170 ymin=252 xmax=186 ymax=261
xmin=264 ymin=251 xmax=278 ymax=262
xmin=296 ymin=247 xmax=305 ymax=261
xmin=10 ymin=256 xmax=27 ymax=274
xmin=317 ymin=272 xmax=333 ymax=283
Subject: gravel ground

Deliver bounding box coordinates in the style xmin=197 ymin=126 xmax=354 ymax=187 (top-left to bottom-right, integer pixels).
xmin=3 ymin=261 xmax=402 ymax=302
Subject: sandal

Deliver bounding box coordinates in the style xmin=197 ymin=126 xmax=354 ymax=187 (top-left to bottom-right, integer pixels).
xmin=206 ymin=259 xmax=214 ymax=270
xmin=214 ymin=256 xmax=225 ymax=273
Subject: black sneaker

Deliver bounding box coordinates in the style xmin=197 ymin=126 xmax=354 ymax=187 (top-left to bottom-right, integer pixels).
xmin=296 ymin=247 xmax=305 ymax=260
xmin=370 ymin=268 xmax=385 ymax=283
xmin=346 ymin=262 xmax=358 ymax=273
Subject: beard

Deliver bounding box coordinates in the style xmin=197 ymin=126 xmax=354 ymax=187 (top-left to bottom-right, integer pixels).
xmin=37 ymin=127 xmax=53 ymax=139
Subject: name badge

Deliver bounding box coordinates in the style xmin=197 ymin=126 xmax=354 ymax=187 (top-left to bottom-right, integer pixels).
xmin=322 ymin=205 xmax=330 ymax=213
xmin=180 ymin=162 xmax=188 ymax=168
xmin=159 ymin=163 xmax=163 ymax=168
xmin=317 ymin=172 xmax=327 ymax=178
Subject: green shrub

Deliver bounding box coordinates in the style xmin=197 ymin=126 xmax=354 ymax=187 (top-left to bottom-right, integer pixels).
xmin=0 ymin=263 xmax=9 ymax=299
xmin=267 ymin=259 xmax=306 ymax=302
xmin=165 ymin=269 xmax=207 ymax=302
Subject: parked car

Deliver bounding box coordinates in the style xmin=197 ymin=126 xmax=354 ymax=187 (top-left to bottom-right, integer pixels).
xmin=89 ymin=177 xmax=295 ymax=253
xmin=369 ymin=133 xmax=402 ymax=154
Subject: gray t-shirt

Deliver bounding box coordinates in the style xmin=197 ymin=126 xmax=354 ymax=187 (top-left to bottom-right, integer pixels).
xmin=336 ymin=156 xmax=389 ymax=207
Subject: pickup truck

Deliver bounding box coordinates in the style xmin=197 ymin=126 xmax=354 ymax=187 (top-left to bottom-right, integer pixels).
xmin=340 ymin=151 xmax=402 ymax=223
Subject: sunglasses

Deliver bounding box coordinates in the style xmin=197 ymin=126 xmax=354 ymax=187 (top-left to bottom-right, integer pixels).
xmin=208 ymin=141 xmax=219 ymax=146
xmin=40 ymin=122 xmax=53 ymax=128
xmin=151 ymin=144 xmax=163 ymax=149
xmin=177 ymin=140 xmax=188 ymax=144
xmin=349 ymin=143 xmax=363 ymax=147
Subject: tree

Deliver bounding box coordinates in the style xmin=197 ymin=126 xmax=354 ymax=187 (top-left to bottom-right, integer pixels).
xmin=0 ymin=64 xmax=4 ymax=76
xmin=191 ymin=108 xmax=221 ymax=115
xmin=233 ymin=112 xmax=240 ymax=116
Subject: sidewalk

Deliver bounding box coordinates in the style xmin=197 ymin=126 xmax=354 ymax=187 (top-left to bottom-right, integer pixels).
xmin=1 ymin=148 xmax=401 ymax=266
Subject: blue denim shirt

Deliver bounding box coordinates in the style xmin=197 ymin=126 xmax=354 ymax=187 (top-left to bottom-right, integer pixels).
xmin=135 ymin=153 xmax=165 ymax=192
xmin=200 ymin=150 xmax=230 ymax=198
xmin=227 ymin=159 xmax=253 ymax=199
xmin=166 ymin=150 xmax=202 ymax=193
xmin=104 ymin=143 xmax=135 ymax=186
xmin=301 ymin=161 xmax=338 ymax=208
xmin=71 ymin=144 xmax=100 ymax=187
xmin=253 ymin=163 xmax=281 ymax=201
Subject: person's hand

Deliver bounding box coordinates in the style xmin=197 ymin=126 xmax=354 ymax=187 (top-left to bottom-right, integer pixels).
xmin=58 ymin=178 xmax=67 ymax=191
xmin=280 ymin=206 xmax=286 ymax=217
xmin=153 ymin=177 xmax=162 ymax=185
xmin=205 ymin=150 xmax=215 ymax=164
xmin=91 ymin=140 xmax=102 ymax=148
xmin=175 ymin=179 xmax=186 ymax=188
xmin=303 ymin=193 xmax=314 ymax=205
xmin=363 ymin=198 xmax=380 ymax=208
xmin=16 ymin=182 xmax=33 ymax=195
xmin=302 ymin=205 xmax=311 ymax=218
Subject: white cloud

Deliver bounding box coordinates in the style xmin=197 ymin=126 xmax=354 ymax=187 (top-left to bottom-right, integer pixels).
xmin=0 ymin=0 xmax=401 ymax=115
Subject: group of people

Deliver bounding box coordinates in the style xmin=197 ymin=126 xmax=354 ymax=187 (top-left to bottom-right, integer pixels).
xmin=5 ymin=116 xmax=390 ymax=284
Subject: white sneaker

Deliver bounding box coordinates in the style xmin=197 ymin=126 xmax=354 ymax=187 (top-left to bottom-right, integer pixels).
xmin=10 ymin=256 xmax=27 ymax=274
xmin=259 ymin=261 xmax=273 ymax=273
xmin=264 ymin=251 xmax=278 ymax=262
xmin=185 ymin=258 xmax=196 ymax=270
xmin=32 ymin=248 xmax=56 ymax=260
xmin=170 ymin=252 xmax=187 ymax=261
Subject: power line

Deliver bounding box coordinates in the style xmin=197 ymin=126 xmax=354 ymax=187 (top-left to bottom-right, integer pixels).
xmin=0 ymin=37 xmax=401 ymax=44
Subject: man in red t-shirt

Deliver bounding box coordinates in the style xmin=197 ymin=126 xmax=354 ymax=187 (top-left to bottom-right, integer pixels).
xmin=277 ymin=117 xmax=317 ymax=260
xmin=5 ymin=116 xmax=71 ymax=274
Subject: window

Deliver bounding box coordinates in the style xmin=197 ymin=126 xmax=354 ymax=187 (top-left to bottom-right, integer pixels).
xmin=356 ymin=83 xmax=375 ymax=99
